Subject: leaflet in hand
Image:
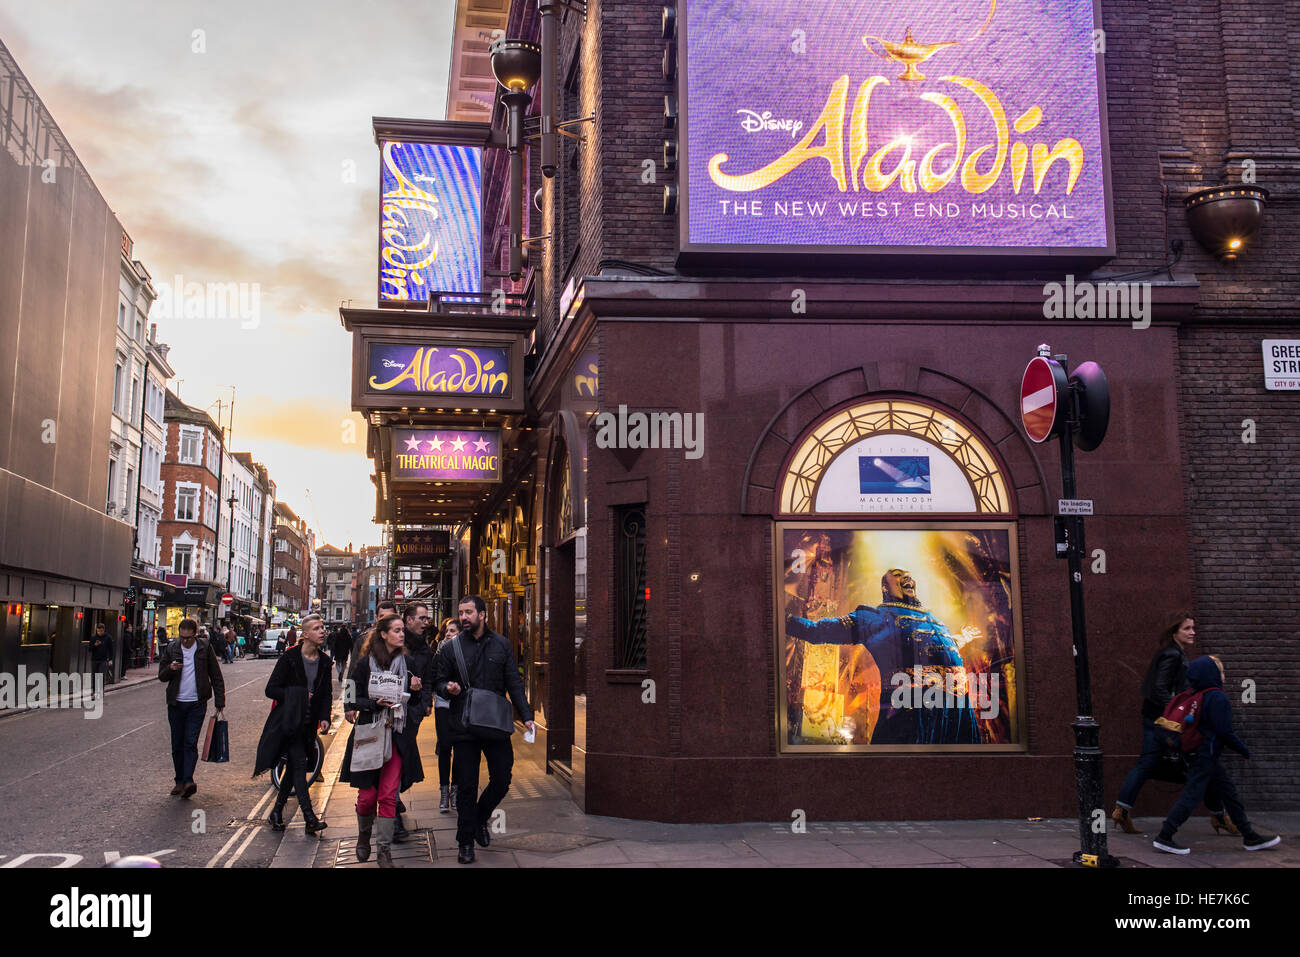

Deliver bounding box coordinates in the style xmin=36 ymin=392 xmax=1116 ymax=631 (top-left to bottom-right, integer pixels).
xmin=368 ymin=670 xmax=409 ymax=705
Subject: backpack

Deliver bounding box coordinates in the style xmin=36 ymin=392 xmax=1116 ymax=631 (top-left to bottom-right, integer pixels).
xmin=1154 ymin=688 xmax=1209 ymax=753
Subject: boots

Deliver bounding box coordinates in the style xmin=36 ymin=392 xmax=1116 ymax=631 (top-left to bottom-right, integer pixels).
xmin=1210 ymin=813 xmax=1241 ymax=836
xmin=373 ymin=815 xmax=396 ymax=868
xmin=439 ymin=786 xmax=451 ymax=813
xmin=355 ymin=813 xmax=374 ymax=862
xmin=393 ymin=812 xmax=409 ymax=843
xmin=450 ymin=786 xmax=457 ymax=811
xmin=1111 ymin=805 xmax=1140 ymax=834
xmin=302 ymin=802 xmax=328 ymax=836
xmin=269 ymin=798 xmax=288 ymax=832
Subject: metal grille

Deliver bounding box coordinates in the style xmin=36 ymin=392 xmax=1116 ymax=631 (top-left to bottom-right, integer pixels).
xmin=614 ymin=505 xmax=647 ymax=670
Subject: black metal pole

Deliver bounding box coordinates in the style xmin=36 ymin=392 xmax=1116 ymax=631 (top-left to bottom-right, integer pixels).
xmin=1058 ymin=358 xmax=1117 ymax=868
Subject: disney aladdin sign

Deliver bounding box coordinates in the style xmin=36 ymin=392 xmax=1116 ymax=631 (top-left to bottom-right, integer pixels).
xmin=392 ymin=429 xmax=501 ymax=483
xmin=379 ymin=142 xmax=482 ymax=301
xmin=682 ymin=0 xmax=1112 ymax=253
xmin=367 ymin=343 xmax=512 ymax=398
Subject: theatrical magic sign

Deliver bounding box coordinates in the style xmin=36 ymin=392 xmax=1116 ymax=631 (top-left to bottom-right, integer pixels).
xmin=681 ymin=0 xmax=1113 ymax=255
xmin=379 ymin=142 xmax=482 ymax=301
xmin=392 ymin=429 xmax=501 ymax=483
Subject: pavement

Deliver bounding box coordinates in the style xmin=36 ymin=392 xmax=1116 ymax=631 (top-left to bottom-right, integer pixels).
xmin=293 ymin=708 xmax=1300 ymax=870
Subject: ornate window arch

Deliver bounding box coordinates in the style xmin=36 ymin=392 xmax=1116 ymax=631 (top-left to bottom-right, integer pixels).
xmin=779 ymin=398 xmax=1013 ymax=516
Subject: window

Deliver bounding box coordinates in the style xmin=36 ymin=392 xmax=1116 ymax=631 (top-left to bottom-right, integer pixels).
xmin=613 ymin=506 xmax=647 ymax=670
xmin=113 ymin=360 xmax=123 ymax=415
xmin=130 ymin=377 xmax=140 ymax=425
xmin=107 ymin=459 xmax=118 ymax=511
xmin=176 ymin=485 xmax=198 ymax=521
xmin=173 ymin=544 xmax=193 ymax=576
xmin=124 ymin=467 xmax=134 ymax=515
xmin=180 ymin=427 xmax=201 ymax=464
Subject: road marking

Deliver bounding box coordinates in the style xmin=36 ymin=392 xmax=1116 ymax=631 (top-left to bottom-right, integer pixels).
xmin=206 ymin=786 xmax=275 ymax=868
xmin=0 ymin=722 xmax=155 ymax=791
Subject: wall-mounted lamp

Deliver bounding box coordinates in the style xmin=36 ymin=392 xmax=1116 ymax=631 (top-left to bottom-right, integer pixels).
xmin=662 ymin=41 xmax=677 ymax=80
xmin=663 ymin=138 xmax=678 ymax=171
xmin=663 ymin=184 xmax=678 ymax=215
xmin=490 ymin=38 xmax=542 ymax=281
xmin=664 ymin=93 xmax=678 ymax=130
xmin=1184 ymin=185 xmax=1268 ymax=263
xmin=663 ymin=6 xmax=677 ymax=40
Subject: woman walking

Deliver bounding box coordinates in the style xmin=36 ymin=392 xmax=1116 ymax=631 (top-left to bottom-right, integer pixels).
xmin=339 ymin=613 xmax=425 ymax=867
xmin=433 ymin=617 xmax=460 ymax=813
xmin=1111 ymin=614 xmax=1236 ymax=836
xmin=254 ymin=613 xmax=332 ymax=835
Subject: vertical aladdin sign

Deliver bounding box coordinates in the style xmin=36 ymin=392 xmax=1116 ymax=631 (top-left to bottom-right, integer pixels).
xmin=379 ymin=142 xmax=482 ymax=301
xmin=682 ymin=0 xmax=1112 ymax=254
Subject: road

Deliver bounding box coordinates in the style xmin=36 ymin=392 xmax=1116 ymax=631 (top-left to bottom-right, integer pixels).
xmin=0 ymin=655 xmax=344 ymax=868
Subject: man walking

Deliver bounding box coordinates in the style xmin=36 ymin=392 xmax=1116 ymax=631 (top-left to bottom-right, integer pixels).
xmin=90 ymin=622 xmax=115 ymax=685
xmin=157 ymin=618 xmax=227 ymax=798
xmin=432 ymin=595 xmax=534 ymax=864
xmin=331 ymin=626 xmax=352 ymax=683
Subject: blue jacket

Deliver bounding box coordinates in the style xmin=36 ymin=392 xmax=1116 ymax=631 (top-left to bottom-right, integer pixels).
xmin=1186 ymin=657 xmax=1250 ymax=760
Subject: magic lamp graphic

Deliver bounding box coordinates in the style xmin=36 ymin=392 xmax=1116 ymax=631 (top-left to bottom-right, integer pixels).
xmin=862 ymin=0 xmax=998 ymax=81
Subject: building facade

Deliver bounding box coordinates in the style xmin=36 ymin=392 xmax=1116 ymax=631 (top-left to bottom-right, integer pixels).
xmin=271 ymin=502 xmax=311 ymax=616
xmin=344 ymin=0 xmax=1299 ymax=822
xmin=1 ymin=38 xmax=135 ymax=681
xmin=316 ymin=545 xmax=356 ymax=624
xmin=158 ymin=390 xmax=224 ymax=628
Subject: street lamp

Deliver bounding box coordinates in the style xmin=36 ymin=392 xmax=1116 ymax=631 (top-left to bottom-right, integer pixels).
xmin=226 ymin=494 xmax=238 ymax=597
xmin=490 ymin=37 xmax=542 ymax=281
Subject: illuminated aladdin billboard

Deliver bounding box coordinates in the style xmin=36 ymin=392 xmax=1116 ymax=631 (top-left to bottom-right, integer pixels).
xmin=366 ymin=343 xmax=512 ymax=398
xmin=379 ymin=142 xmax=482 ymax=301
xmin=680 ymin=0 xmax=1113 ymax=258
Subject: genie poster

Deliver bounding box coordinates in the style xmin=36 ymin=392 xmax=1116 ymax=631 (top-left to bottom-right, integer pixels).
xmin=684 ymin=0 xmax=1111 ymax=252
xmin=776 ymin=523 xmax=1025 ymax=752
xmin=379 ymin=142 xmax=482 ymax=301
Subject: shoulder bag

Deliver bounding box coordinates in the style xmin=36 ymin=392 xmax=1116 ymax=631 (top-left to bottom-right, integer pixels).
xmin=451 ymin=637 xmax=515 ymax=740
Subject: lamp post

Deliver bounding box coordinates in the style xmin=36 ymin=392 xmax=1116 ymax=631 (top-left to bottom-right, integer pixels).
xmin=489 ymin=38 xmax=541 ymax=281
xmin=226 ymin=494 xmax=238 ymax=597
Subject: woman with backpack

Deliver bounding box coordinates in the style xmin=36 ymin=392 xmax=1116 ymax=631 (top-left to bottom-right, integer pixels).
xmin=1110 ymin=614 xmax=1239 ymax=837
xmin=1152 ymin=656 xmax=1281 ymax=855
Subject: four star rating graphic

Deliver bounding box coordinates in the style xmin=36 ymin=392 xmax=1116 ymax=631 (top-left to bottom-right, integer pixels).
xmin=401 ymin=433 xmax=493 ymax=453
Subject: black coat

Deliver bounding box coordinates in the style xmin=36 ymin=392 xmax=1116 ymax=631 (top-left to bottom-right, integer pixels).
xmin=1139 ymin=644 xmax=1189 ymax=719
xmin=432 ymin=627 xmax=532 ymax=743
xmin=404 ymin=633 xmax=436 ymax=723
xmin=253 ymin=646 xmax=332 ymax=777
xmin=339 ymin=656 xmax=424 ymax=793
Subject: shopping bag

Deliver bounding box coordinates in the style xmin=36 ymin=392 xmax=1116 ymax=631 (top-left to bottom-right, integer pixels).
xmin=201 ymin=716 xmax=231 ymax=763
xmin=350 ymin=719 xmax=389 ymax=772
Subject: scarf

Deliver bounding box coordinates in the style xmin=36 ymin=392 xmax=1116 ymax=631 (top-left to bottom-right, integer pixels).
xmin=370 ymin=652 xmax=408 ymax=733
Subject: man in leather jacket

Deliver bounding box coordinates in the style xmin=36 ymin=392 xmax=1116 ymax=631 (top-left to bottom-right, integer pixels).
xmin=432 ymin=594 xmax=535 ymax=864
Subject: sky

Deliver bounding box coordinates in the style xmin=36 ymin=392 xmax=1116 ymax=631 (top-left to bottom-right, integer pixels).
xmin=0 ymin=0 xmax=458 ymax=550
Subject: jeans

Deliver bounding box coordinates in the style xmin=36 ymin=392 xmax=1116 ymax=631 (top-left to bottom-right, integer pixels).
xmin=1117 ymin=717 xmax=1164 ymax=808
xmin=277 ymin=733 xmax=315 ymax=816
xmin=453 ymin=736 xmax=513 ymax=847
xmin=1162 ymin=754 xmax=1250 ymax=837
xmin=355 ymin=752 xmax=403 ymax=819
xmin=168 ymin=700 xmax=206 ymax=784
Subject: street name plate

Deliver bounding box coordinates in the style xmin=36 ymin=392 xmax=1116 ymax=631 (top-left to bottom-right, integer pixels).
xmin=1058 ymin=499 xmax=1094 ymax=515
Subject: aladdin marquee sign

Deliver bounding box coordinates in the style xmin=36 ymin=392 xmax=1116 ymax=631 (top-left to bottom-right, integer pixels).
xmin=679 ymin=0 xmax=1114 ymax=258
xmin=379 ymin=141 xmax=483 ymax=301
xmin=367 ymin=343 xmax=511 ymax=397
xmin=392 ymin=429 xmax=502 ymax=483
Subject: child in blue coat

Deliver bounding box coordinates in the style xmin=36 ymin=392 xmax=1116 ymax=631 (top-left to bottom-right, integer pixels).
xmin=1153 ymin=655 xmax=1281 ymax=854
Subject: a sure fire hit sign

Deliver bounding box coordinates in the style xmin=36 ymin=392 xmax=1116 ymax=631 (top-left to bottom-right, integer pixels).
xmin=1262 ymin=340 xmax=1300 ymax=390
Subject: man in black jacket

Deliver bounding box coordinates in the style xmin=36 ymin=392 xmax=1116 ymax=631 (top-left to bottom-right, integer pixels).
xmin=90 ymin=622 xmax=114 ymax=684
xmin=432 ymin=594 xmax=534 ymax=864
xmin=157 ymin=618 xmax=227 ymax=798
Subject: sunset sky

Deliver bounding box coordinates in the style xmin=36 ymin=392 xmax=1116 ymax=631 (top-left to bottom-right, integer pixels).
xmin=0 ymin=0 xmax=458 ymax=550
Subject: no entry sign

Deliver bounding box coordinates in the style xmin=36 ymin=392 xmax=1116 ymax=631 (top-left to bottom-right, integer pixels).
xmin=221 ymin=592 xmax=234 ymax=605
xmin=393 ymin=590 xmax=405 ymax=601
xmin=1021 ymin=356 xmax=1068 ymax=443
